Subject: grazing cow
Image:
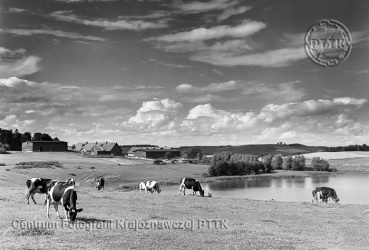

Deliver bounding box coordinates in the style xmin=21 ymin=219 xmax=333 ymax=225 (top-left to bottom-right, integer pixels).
xmin=94 ymin=176 xmax=105 ymax=191
xmin=25 ymin=178 xmax=54 ymax=205
xmin=312 ymin=190 xmax=323 ymax=203
xmin=66 ymin=178 xmax=75 ymax=185
xmin=139 ymin=182 xmax=147 ymax=193
xmin=145 ymin=180 xmax=161 ymax=194
xmin=179 ymin=178 xmax=205 ymax=197
xmin=46 ymin=181 xmax=83 ymax=222
xmin=312 ymin=187 xmax=340 ymax=203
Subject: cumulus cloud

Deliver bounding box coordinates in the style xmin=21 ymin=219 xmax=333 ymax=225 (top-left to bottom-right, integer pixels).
xmin=181 ymin=103 xmax=257 ymax=133
xmin=122 ymin=98 xmax=183 ymax=131
xmin=49 ymin=11 xmax=168 ymax=31
xmin=0 ymin=47 xmax=41 ymax=78
xmin=0 ymin=28 xmax=105 ymax=41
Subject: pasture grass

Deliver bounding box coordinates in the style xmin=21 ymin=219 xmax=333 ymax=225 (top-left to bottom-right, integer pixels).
xmin=1 ymin=186 xmax=368 ymax=249
xmin=1 ymin=151 xmax=369 ymax=249
xmin=14 ymin=161 xmax=63 ymax=169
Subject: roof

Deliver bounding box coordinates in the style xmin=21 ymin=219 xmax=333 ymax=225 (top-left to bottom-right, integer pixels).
xmin=23 ymin=141 xmax=68 ymax=144
xmin=136 ymin=148 xmax=180 ymax=153
xmin=127 ymin=146 xmax=159 ymax=154
xmin=77 ymin=142 xmax=122 ymax=152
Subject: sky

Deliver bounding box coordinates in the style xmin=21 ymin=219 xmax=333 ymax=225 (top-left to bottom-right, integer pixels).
xmin=0 ymin=0 xmax=368 ymax=147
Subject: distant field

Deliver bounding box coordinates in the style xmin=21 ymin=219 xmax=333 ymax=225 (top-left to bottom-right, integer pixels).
xmin=177 ymin=143 xmax=326 ymax=156
xmin=304 ymin=151 xmax=369 ymax=160
xmin=0 ymin=152 xmax=209 ymax=189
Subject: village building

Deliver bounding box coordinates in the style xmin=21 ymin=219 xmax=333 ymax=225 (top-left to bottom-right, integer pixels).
xmin=22 ymin=141 xmax=68 ymax=152
xmin=130 ymin=147 xmax=181 ymax=159
xmin=76 ymin=141 xmax=122 ymax=155
xmin=127 ymin=146 xmax=159 ymax=157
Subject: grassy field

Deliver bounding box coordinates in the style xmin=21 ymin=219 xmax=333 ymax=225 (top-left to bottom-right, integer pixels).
xmin=1 ymin=151 xmax=369 ymax=249
xmin=177 ymin=143 xmax=327 ymax=156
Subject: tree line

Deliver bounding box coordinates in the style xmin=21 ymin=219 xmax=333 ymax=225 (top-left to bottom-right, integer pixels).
xmin=207 ymin=151 xmax=332 ymax=177
xmin=325 ymin=144 xmax=369 ymax=152
xmin=0 ymin=128 xmax=59 ymax=152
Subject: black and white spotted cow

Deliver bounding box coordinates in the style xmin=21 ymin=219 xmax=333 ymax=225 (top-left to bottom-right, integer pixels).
xmin=46 ymin=181 xmax=83 ymax=222
xmin=66 ymin=178 xmax=75 ymax=185
xmin=145 ymin=181 xmax=161 ymax=194
xmin=312 ymin=187 xmax=340 ymax=203
xmin=139 ymin=182 xmax=147 ymax=193
xmin=94 ymin=176 xmax=105 ymax=191
xmin=179 ymin=178 xmax=205 ymax=197
xmin=25 ymin=178 xmax=54 ymax=205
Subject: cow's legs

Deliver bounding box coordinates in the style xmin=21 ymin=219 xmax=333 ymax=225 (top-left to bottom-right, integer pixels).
xmin=54 ymin=204 xmax=61 ymax=219
xmin=44 ymin=194 xmax=48 ymax=206
xmin=179 ymin=185 xmax=184 ymax=195
xmin=31 ymin=194 xmax=37 ymax=204
xmin=64 ymin=208 xmax=69 ymax=222
xmin=46 ymin=199 xmax=51 ymax=218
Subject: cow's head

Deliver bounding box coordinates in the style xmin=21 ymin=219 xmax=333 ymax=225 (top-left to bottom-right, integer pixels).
xmin=200 ymin=190 xmax=205 ymax=197
xmin=66 ymin=207 xmax=83 ymax=222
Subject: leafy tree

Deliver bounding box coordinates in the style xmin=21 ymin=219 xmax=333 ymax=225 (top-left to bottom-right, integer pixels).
xmin=263 ymin=154 xmax=273 ymax=173
xmin=21 ymin=132 xmax=32 ymax=142
xmin=292 ymin=155 xmax=306 ymax=171
xmin=33 ymin=133 xmax=42 ymax=141
xmin=272 ymin=155 xmax=283 ymax=170
xmin=186 ymin=147 xmax=202 ymax=159
xmin=164 ymin=151 xmax=173 ymax=159
xmin=311 ymin=157 xmax=330 ymax=171
xmin=282 ymin=155 xmax=293 ymax=170
xmin=40 ymin=133 xmax=53 ymax=141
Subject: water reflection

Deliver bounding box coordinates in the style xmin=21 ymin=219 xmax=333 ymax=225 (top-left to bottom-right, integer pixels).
xmin=310 ymin=175 xmax=330 ymax=184
xmin=162 ymin=174 xmax=369 ymax=205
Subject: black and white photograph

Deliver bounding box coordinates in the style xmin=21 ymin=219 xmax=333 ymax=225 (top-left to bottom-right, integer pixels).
xmin=0 ymin=0 xmax=368 ymax=249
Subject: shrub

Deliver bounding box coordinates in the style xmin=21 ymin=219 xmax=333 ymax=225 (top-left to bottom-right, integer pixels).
xmin=292 ymin=155 xmax=306 ymax=171
xmin=311 ymin=157 xmax=330 ymax=171
xmin=263 ymin=154 xmax=273 ymax=173
xmin=271 ymin=155 xmax=283 ymax=170
xmin=282 ymin=155 xmax=293 ymax=170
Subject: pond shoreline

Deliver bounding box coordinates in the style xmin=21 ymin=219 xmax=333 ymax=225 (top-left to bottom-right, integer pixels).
xmin=117 ymin=169 xmax=357 ymax=191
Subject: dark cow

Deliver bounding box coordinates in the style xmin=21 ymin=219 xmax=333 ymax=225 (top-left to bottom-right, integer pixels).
xmin=312 ymin=187 xmax=339 ymax=203
xmin=94 ymin=176 xmax=105 ymax=191
xmin=179 ymin=178 xmax=205 ymax=197
xmin=145 ymin=180 xmax=161 ymax=194
xmin=25 ymin=178 xmax=54 ymax=205
xmin=46 ymin=181 xmax=83 ymax=222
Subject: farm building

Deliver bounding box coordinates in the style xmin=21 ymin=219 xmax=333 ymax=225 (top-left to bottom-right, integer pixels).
xmin=22 ymin=141 xmax=68 ymax=152
xmin=77 ymin=141 xmax=122 ymax=155
xmin=131 ymin=147 xmax=181 ymax=159
xmin=127 ymin=146 xmax=159 ymax=157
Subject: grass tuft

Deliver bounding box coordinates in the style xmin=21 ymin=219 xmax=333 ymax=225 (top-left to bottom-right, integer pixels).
xmin=15 ymin=228 xmax=55 ymax=236
xmin=14 ymin=161 xmax=63 ymax=169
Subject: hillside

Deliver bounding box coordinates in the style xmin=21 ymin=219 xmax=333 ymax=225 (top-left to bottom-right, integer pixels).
xmin=177 ymin=144 xmax=327 ymax=156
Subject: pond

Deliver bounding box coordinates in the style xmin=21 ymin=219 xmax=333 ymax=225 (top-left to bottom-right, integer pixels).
xmin=159 ymin=174 xmax=369 ymax=205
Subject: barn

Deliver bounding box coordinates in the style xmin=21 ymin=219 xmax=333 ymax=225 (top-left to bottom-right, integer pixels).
xmin=22 ymin=141 xmax=68 ymax=152
xmin=91 ymin=142 xmax=122 ymax=155
xmin=132 ymin=148 xmax=181 ymax=159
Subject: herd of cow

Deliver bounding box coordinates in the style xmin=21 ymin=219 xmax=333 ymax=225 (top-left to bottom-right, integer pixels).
xmin=25 ymin=176 xmax=339 ymax=223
